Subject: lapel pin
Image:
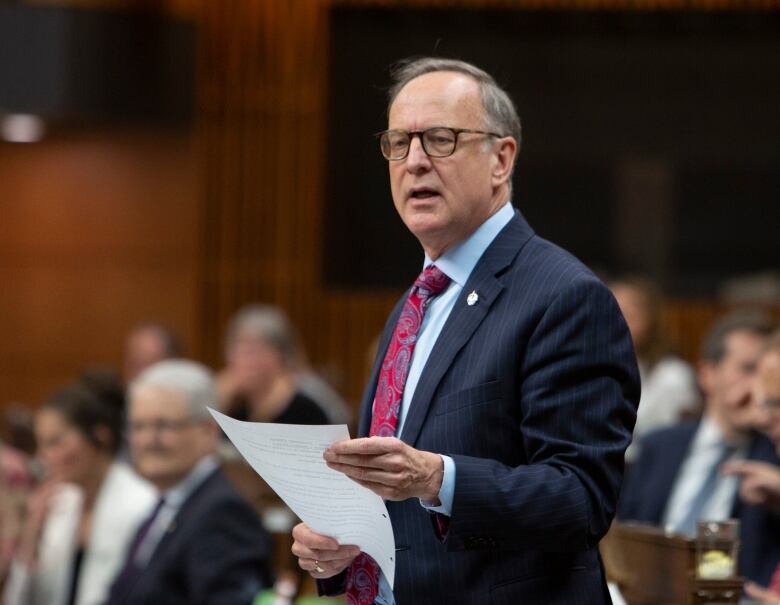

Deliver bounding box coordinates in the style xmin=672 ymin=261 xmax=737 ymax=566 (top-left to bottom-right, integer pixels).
xmin=467 ymin=290 xmax=479 ymax=306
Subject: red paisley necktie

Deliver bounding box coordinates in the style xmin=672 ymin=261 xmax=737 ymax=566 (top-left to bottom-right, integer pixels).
xmin=345 ymin=265 xmax=451 ymax=605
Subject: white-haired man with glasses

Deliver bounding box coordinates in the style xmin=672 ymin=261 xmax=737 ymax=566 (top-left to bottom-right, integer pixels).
xmin=105 ymin=360 xmax=272 ymax=605
xmin=291 ymin=57 xmax=640 ymax=605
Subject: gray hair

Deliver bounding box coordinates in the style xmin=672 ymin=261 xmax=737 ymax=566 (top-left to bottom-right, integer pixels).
xmin=387 ymin=57 xmax=522 ymax=150
xmin=130 ymin=359 xmax=216 ymax=419
xmin=225 ymin=304 xmax=300 ymax=367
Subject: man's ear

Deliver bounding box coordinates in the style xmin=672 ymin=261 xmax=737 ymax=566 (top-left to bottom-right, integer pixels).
xmin=490 ymin=136 xmax=517 ymax=188
xmin=698 ymin=360 xmax=717 ymax=399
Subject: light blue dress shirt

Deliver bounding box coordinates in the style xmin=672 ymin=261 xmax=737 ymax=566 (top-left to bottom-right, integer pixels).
xmin=375 ymin=202 xmax=515 ymax=605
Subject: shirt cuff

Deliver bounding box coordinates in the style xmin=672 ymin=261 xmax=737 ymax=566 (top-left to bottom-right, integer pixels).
xmin=419 ymin=455 xmax=455 ymax=516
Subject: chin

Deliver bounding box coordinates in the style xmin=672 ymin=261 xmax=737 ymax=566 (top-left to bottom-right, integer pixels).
xmin=405 ymin=216 xmax=448 ymax=241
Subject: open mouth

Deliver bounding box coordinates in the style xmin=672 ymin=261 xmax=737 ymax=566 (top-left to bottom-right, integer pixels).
xmin=409 ymin=187 xmax=440 ymax=200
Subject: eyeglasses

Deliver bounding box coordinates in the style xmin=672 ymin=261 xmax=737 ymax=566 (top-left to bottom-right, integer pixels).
xmin=377 ymin=127 xmax=502 ymax=161
xmin=761 ymin=396 xmax=780 ymax=412
xmin=128 ymin=417 xmax=200 ymax=435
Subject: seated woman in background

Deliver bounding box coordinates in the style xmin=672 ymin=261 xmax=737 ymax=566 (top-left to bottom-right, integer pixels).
xmin=610 ymin=276 xmax=700 ymax=461
xmin=3 ymin=381 xmax=155 ymax=605
xmin=217 ymin=304 xmax=330 ymax=425
xmin=0 ymin=440 xmax=34 ymax=587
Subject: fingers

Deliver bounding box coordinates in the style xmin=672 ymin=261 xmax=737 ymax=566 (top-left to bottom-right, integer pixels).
xmin=744 ymin=581 xmax=779 ymax=604
xmin=348 ymin=477 xmax=412 ymax=501
xmin=291 ymin=539 xmax=359 ymax=563
xmin=720 ymin=460 xmax=750 ymax=476
xmin=297 ymin=554 xmax=358 ymax=578
xmin=325 ymin=452 xmax=400 ymax=472
xmin=721 ymin=460 xmax=772 ymax=477
xmin=325 ymin=442 xmax=443 ymax=501
xmin=291 ymin=523 xmax=340 ymax=551
xmin=291 ymin=523 xmax=360 ymax=579
xmin=327 ymin=462 xmax=405 ymax=486
xmin=326 ymin=436 xmax=404 ymax=457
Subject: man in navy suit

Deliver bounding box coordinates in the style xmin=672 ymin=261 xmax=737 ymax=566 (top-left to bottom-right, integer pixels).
xmin=619 ymin=312 xmax=778 ymax=586
xmin=724 ymin=331 xmax=780 ymax=602
xmin=291 ymin=57 xmax=640 ymax=604
xmin=105 ymin=360 xmax=272 ymax=605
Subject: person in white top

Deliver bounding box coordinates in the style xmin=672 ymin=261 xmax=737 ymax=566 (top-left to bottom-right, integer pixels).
xmin=610 ymin=276 xmax=700 ymax=461
xmin=3 ymin=380 xmax=155 ymax=605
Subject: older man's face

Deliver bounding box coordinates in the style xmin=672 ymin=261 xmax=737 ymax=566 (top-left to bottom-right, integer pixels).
xmin=388 ymin=71 xmax=512 ymax=259
xmin=129 ymin=386 xmax=214 ymax=490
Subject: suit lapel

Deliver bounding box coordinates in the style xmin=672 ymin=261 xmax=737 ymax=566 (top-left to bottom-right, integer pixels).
xmin=144 ymin=469 xmax=219 ymax=569
xmin=399 ymin=212 xmax=534 ymax=447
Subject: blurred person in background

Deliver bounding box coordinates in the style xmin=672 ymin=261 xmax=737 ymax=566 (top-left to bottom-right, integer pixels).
xmin=0 ymin=440 xmax=34 ymax=588
xmin=217 ymin=305 xmax=330 ymax=425
xmin=619 ymin=311 xmax=779 ymax=586
xmin=3 ymin=382 xmax=155 ymax=605
xmin=105 ymin=359 xmax=272 ymax=605
xmin=610 ymin=276 xmax=699 ymax=461
xmin=721 ymin=330 xmax=780 ymax=603
xmin=122 ymin=322 xmax=182 ymax=383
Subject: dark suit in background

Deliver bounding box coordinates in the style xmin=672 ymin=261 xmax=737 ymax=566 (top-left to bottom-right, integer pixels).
xmin=105 ymin=468 xmax=272 ymax=605
xmin=619 ymin=422 xmax=780 ymax=586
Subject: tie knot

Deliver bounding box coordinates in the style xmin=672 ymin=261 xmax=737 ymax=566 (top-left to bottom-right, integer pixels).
xmin=414 ymin=265 xmax=450 ymax=298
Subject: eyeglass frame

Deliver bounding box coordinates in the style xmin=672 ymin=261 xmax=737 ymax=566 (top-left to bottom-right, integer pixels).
xmin=127 ymin=416 xmax=204 ymax=436
xmin=760 ymin=396 xmax=780 ymax=412
xmin=375 ymin=126 xmax=503 ymax=161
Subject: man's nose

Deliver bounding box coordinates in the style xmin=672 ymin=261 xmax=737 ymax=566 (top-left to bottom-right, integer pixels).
xmin=405 ymin=135 xmax=431 ymax=172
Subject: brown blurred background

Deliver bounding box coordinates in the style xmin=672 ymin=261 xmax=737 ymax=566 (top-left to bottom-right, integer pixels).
xmin=1 ymin=0 xmax=778 ymax=420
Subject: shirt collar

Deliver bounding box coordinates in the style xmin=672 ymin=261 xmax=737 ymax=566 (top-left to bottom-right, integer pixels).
xmin=695 ymin=415 xmax=750 ymax=450
xmin=423 ymin=202 xmax=514 ymax=287
xmin=161 ymin=454 xmax=219 ymax=508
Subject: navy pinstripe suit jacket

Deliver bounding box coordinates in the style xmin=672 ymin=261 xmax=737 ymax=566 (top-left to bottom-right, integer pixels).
xmin=323 ymin=210 xmax=640 ymax=604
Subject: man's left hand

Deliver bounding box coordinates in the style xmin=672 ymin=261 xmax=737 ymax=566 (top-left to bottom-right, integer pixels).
xmin=722 ymin=459 xmax=780 ymax=511
xmin=324 ymin=437 xmax=443 ymax=502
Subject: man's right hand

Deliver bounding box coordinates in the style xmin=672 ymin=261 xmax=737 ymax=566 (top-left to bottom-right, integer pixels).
xmin=721 ymin=459 xmax=780 ymax=511
xmin=291 ymin=523 xmax=360 ymax=579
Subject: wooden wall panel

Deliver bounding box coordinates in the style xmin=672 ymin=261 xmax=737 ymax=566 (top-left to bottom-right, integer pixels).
xmin=0 ymin=131 xmax=198 ymax=408
xmin=194 ymin=0 xmax=780 ymax=411
xmin=2 ymin=0 xmax=778 ymax=423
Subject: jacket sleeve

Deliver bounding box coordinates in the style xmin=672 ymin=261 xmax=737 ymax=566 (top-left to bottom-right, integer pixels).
xmin=316 ymin=571 xmax=347 ymax=597
xmin=444 ymin=278 xmax=640 ymax=552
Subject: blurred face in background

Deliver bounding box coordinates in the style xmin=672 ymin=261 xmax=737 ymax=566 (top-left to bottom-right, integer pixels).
xmin=753 ymin=350 xmax=780 ymax=449
xmin=129 ymin=386 xmax=215 ymax=490
xmin=612 ymin=284 xmax=651 ymax=352
xmin=34 ymin=409 xmax=104 ymax=486
xmin=225 ymin=332 xmax=283 ymax=397
xmin=123 ymin=327 xmax=170 ymax=383
xmin=699 ymin=329 xmax=766 ymax=435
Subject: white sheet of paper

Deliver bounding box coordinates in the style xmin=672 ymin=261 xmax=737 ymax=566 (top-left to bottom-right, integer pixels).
xmin=208 ymin=408 xmax=396 ymax=587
